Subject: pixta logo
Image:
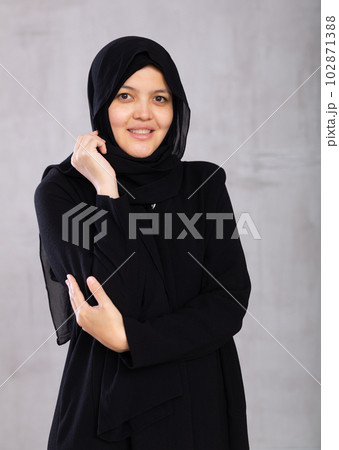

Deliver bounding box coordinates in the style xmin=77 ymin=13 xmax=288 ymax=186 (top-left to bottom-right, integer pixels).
xmin=62 ymin=202 xmax=108 ymax=250
xmin=128 ymin=212 xmax=261 ymax=240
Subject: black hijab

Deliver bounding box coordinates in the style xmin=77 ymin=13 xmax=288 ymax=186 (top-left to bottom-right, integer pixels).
xmin=55 ymin=36 xmax=190 ymax=204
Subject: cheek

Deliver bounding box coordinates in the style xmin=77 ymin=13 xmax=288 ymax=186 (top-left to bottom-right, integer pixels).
xmin=158 ymin=107 xmax=173 ymax=131
xmin=108 ymin=106 xmax=128 ymax=131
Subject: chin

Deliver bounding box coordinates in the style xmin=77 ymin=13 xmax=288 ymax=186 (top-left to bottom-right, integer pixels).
xmin=125 ymin=146 xmax=157 ymax=158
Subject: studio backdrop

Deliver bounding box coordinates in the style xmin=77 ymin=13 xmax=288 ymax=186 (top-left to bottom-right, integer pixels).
xmin=0 ymin=1 xmax=320 ymax=449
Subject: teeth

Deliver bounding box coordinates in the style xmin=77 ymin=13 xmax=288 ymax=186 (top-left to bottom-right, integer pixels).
xmin=129 ymin=129 xmax=152 ymax=134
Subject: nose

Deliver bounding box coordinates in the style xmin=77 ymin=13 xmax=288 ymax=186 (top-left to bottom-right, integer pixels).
xmin=132 ymin=100 xmax=153 ymax=121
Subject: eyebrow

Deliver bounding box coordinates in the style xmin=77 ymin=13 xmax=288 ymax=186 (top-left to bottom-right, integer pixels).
xmin=120 ymin=85 xmax=171 ymax=95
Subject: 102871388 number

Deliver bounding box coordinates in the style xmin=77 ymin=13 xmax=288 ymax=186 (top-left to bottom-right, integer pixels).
xmin=325 ymin=16 xmax=336 ymax=86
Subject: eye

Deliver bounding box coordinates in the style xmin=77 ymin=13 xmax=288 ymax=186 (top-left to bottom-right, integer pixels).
xmin=154 ymin=95 xmax=167 ymax=103
xmin=117 ymin=93 xmax=132 ymax=101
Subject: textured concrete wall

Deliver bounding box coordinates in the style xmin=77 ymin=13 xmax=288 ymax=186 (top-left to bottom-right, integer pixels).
xmin=0 ymin=1 xmax=320 ymax=449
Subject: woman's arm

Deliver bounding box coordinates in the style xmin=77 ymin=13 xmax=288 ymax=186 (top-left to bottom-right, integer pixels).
xmin=34 ymin=130 xmax=134 ymax=307
xmin=59 ymin=167 xmax=251 ymax=367
xmin=34 ymin=174 xmax=135 ymax=345
xmin=118 ymin=168 xmax=252 ymax=368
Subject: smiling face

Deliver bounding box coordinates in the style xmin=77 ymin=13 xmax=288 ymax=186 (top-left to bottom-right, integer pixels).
xmin=108 ymin=65 xmax=174 ymax=158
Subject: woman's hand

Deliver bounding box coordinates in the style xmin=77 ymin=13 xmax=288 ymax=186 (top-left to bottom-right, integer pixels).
xmin=71 ymin=130 xmax=119 ymax=198
xmin=65 ymin=273 xmax=130 ymax=353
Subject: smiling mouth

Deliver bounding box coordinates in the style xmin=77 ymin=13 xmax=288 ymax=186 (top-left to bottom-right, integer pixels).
xmin=128 ymin=129 xmax=154 ymax=135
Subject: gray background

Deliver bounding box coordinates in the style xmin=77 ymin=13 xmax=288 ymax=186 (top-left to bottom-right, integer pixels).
xmin=0 ymin=0 xmax=320 ymax=449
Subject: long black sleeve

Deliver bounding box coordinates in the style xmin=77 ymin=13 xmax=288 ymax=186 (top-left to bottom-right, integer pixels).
xmin=119 ymin=168 xmax=251 ymax=368
xmin=34 ymin=173 xmax=136 ymax=343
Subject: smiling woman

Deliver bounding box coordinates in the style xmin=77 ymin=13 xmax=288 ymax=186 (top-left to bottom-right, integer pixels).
xmin=34 ymin=36 xmax=251 ymax=450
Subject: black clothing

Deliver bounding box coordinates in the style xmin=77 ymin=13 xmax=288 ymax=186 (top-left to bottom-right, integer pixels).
xmin=34 ymin=36 xmax=251 ymax=449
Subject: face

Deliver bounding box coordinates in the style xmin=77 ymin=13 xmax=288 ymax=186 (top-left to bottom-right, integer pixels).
xmin=108 ymin=65 xmax=173 ymax=158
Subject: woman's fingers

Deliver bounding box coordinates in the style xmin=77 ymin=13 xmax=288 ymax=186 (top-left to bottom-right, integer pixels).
xmin=74 ymin=133 xmax=106 ymax=158
xmin=66 ymin=274 xmax=81 ymax=309
xmin=70 ymin=130 xmax=117 ymax=199
xmin=65 ymin=274 xmax=126 ymax=351
xmin=96 ymin=139 xmax=107 ymax=154
xmin=66 ymin=274 xmax=90 ymax=328
xmin=86 ymin=276 xmax=110 ymax=307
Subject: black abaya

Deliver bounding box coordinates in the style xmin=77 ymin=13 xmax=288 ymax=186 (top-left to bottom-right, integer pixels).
xmin=34 ymin=36 xmax=251 ymax=449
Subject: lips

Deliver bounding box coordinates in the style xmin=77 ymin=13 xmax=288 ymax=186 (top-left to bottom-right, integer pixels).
xmin=127 ymin=128 xmax=155 ymax=140
xmin=128 ymin=128 xmax=153 ymax=135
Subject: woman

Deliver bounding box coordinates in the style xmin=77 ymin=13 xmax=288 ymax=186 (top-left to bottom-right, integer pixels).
xmin=34 ymin=36 xmax=251 ymax=450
